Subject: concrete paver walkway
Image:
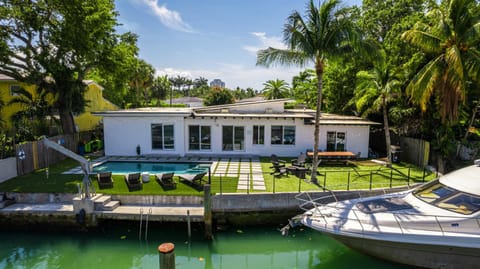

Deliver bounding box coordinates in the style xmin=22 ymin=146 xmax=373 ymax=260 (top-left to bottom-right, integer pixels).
xmin=64 ymin=155 xmax=266 ymax=192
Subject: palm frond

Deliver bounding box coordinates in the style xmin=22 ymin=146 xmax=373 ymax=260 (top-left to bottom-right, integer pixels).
xmin=402 ymin=29 xmax=442 ymax=54
xmin=445 ymin=45 xmax=465 ymax=89
xmin=406 ymin=55 xmax=444 ymax=111
xmin=256 ymin=47 xmax=310 ymax=67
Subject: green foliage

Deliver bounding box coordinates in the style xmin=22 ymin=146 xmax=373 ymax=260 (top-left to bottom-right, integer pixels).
xmin=291 ymin=69 xmax=318 ymax=109
xmin=204 ymin=87 xmax=235 ymax=106
xmin=402 ymin=0 xmax=480 ymax=124
xmin=0 ymin=0 xmax=129 ymax=133
xmin=0 ymin=132 xmax=14 ymax=158
xmin=262 ymin=79 xmax=290 ymax=100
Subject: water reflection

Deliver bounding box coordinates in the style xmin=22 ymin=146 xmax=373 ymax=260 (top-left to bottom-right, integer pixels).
xmin=0 ymin=223 xmax=411 ymax=269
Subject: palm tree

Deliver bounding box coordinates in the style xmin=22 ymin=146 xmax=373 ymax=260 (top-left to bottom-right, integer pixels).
xmin=262 ymin=79 xmax=290 ymax=99
xmin=8 ymin=86 xmax=55 ymax=137
xmin=401 ymin=0 xmax=480 ymax=124
xmin=352 ymin=49 xmax=401 ymax=164
xmin=257 ymin=0 xmax=355 ymax=183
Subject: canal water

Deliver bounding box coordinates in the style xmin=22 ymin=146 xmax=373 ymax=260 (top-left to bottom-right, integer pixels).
xmin=0 ymin=221 xmax=412 ymax=269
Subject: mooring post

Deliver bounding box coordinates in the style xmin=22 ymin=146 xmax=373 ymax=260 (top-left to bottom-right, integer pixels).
xmin=187 ymin=209 xmax=191 ymax=238
xmin=158 ymin=243 xmax=175 ymax=269
xmin=203 ymin=184 xmax=212 ymax=240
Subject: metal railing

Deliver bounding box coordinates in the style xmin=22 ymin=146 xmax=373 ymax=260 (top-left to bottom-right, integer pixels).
xmin=293 ymin=190 xmax=480 ymax=237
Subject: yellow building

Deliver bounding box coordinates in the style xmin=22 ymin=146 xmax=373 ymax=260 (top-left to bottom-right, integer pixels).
xmin=0 ymin=74 xmax=118 ymax=132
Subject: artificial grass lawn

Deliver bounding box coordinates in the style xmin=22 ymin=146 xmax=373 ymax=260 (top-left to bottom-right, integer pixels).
xmin=259 ymin=157 xmax=436 ymax=192
xmin=0 ymin=156 xmax=436 ymax=195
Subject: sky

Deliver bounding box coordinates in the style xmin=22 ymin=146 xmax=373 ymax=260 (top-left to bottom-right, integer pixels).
xmin=115 ymin=0 xmax=362 ymax=91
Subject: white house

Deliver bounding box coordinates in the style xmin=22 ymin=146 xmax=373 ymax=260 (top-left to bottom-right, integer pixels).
xmin=95 ymin=99 xmax=378 ymax=157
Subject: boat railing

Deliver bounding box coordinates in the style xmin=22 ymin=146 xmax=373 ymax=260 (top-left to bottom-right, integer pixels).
xmin=294 ymin=182 xmax=415 ymax=212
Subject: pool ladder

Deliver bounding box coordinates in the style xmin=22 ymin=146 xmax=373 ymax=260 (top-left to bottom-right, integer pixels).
xmin=139 ymin=208 xmax=152 ymax=241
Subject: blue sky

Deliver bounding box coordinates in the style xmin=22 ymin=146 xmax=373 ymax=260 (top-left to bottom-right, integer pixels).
xmin=115 ymin=0 xmax=361 ymax=91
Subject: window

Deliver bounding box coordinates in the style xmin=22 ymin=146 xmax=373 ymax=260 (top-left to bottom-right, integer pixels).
xmin=326 ymin=131 xmax=346 ymax=151
xmin=223 ymin=126 xmax=244 ymax=151
xmin=10 ymin=85 xmax=21 ymax=96
xmin=189 ymin=125 xmax=211 ymax=150
xmin=271 ymin=125 xmax=295 ymax=145
xmin=253 ymin=125 xmax=264 ymax=145
xmin=414 ymin=180 xmax=480 ymax=215
xmin=151 ymin=124 xmax=174 ymax=150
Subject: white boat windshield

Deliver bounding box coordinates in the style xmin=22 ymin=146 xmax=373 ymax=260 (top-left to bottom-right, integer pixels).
xmin=414 ymin=180 xmax=480 ymax=215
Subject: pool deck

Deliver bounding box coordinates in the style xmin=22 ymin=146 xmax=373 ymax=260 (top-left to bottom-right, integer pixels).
xmin=63 ymin=155 xmax=267 ymax=191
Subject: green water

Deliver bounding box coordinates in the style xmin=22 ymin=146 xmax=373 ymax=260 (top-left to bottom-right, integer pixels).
xmin=0 ymin=222 xmax=411 ymax=269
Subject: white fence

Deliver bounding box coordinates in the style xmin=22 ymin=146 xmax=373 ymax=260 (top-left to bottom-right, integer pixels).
xmin=0 ymin=157 xmax=17 ymax=183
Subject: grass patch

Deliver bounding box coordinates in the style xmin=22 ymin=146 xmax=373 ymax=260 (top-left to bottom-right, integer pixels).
xmin=259 ymin=157 xmax=436 ymax=192
xmin=0 ymin=156 xmax=436 ymax=195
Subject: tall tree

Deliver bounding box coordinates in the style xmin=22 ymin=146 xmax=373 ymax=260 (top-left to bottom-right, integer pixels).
xmin=352 ymin=49 xmax=401 ymax=163
xmin=204 ymin=87 xmax=235 ymax=106
xmin=262 ymin=79 xmax=290 ymax=99
xmin=127 ymin=59 xmax=155 ymax=107
xmin=151 ymin=75 xmax=171 ymax=105
xmin=402 ymin=0 xmax=480 ymax=124
xmin=257 ymin=0 xmax=355 ymax=183
xmin=292 ymin=69 xmax=317 ymax=108
xmin=0 ymin=0 xmax=122 ymax=134
xmin=8 ymin=87 xmax=55 ymax=139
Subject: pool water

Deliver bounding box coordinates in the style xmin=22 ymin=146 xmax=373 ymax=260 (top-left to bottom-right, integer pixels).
xmin=0 ymin=222 xmax=411 ymax=269
xmin=93 ymin=161 xmax=209 ymax=174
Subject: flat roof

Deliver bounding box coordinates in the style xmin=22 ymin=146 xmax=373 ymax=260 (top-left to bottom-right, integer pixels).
xmin=94 ymin=107 xmax=192 ymax=117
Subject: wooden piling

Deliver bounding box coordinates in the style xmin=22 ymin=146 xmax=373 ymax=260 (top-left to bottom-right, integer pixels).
xmin=203 ymin=184 xmax=212 ymax=240
xmin=187 ymin=210 xmax=191 ymax=238
xmin=158 ymin=242 xmax=175 ymax=269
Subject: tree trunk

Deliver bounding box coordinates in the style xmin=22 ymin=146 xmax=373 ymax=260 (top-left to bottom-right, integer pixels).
xmin=59 ymin=108 xmax=76 ymax=134
xmin=311 ymin=61 xmax=324 ymax=184
xmin=382 ymin=96 xmax=392 ymax=167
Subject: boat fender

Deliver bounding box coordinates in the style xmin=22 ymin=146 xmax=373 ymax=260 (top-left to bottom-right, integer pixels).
xmin=76 ymin=209 xmax=86 ymax=225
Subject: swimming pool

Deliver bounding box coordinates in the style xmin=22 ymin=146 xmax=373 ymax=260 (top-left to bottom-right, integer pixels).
xmin=93 ymin=161 xmax=210 ymax=174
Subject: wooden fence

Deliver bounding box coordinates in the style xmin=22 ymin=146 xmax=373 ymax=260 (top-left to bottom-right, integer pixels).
xmin=15 ymin=134 xmax=79 ymax=176
xmin=399 ymin=137 xmax=430 ymax=168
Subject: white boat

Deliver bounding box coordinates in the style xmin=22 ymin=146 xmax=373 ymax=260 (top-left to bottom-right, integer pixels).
xmin=288 ymin=160 xmax=480 ymax=269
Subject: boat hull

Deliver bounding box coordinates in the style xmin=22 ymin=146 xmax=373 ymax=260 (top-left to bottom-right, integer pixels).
xmin=328 ymin=233 xmax=479 ymax=269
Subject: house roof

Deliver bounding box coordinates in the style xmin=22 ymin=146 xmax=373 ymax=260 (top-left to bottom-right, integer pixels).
xmin=94 ymin=107 xmax=192 ymax=117
xmin=94 ymin=99 xmax=379 ymax=125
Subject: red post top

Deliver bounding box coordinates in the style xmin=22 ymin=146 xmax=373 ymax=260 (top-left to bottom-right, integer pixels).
xmin=158 ymin=243 xmax=175 ymax=254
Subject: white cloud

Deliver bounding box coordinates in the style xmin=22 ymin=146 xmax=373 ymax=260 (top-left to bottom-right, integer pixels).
xmin=137 ymin=0 xmax=194 ymax=33
xmin=155 ymin=67 xmax=219 ymax=80
xmin=243 ymin=32 xmax=286 ymax=54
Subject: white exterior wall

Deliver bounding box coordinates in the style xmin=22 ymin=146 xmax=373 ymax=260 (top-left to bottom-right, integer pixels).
xmin=103 ymin=116 xmax=185 ymax=156
xmin=103 ymin=116 xmax=371 ymax=157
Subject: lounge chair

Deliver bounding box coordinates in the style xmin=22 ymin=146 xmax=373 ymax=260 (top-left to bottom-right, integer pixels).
xmin=124 ymin=172 xmax=142 ymax=191
xmin=97 ymin=171 xmax=113 ymax=188
xmin=270 ymin=154 xmax=286 ymax=167
xmin=155 ymin=172 xmax=176 ymax=189
xmin=270 ymin=163 xmax=287 ymax=177
xmin=178 ymin=172 xmax=207 ymax=184
xmin=291 ymin=152 xmax=307 ymax=167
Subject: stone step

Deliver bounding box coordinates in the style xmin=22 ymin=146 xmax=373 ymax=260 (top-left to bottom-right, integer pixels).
xmin=102 ymin=200 xmax=120 ymax=211
xmin=93 ymin=195 xmax=111 ymax=210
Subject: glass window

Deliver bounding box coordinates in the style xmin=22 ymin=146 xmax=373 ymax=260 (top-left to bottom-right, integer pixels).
xmin=151 ymin=124 xmax=174 ymax=150
xmin=189 ymin=125 xmax=211 ymax=151
xmin=201 ymin=126 xmax=211 ymax=150
xmin=253 ymin=125 xmax=264 ymax=145
xmin=436 ymin=193 xmax=480 ymax=215
xmin=271 ymin=125 xmax=295 ymax=145
xmin=223 ymin=126 xmax=244 ymax=151
xmin=164 ymin=125 xmax=174 ymax=149
xmin=326 ymin=131 xmax=346 ymax=151
xmin=10 ymin=85 xmax=21 ymax=96
xmin=414 ymin=181 xmax=455 ymax=203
